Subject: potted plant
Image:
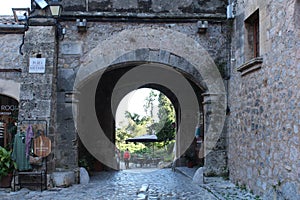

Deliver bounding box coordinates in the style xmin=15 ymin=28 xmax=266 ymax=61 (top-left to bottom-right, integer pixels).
xmin=0 ymin=147 xmax=17 ymax=188
xmin=185 ymin=154 xmax=195 ymax=168
xmin=184 ymin=148 xmax=196 ymax=168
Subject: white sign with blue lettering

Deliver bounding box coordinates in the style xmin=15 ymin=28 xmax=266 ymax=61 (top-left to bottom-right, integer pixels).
xmin=29 ymin=58 xmax=46 ymax=73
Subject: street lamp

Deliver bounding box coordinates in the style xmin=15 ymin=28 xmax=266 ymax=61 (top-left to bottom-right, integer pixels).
xmin=49 ymin=0 xmax=63 ymax=18
xmin=15 ymin=0 xmax=65 ymax=55
xmin=48 ymin=0 xmax=65 ymax=40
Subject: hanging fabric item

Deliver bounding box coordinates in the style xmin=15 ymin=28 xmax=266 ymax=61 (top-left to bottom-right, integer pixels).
xmin=11 ymin=131 xmax=32 ymax=171
xmin=25 ymin=125 xmax=34 ymax=157
xmin=34 ymin=133 xmax=51 ymax=157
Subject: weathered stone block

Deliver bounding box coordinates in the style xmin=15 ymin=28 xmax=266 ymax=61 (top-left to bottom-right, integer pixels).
xmin=192 ymin=167 xmax=204 ymax=184
xmin=52 ymin=171 xmax=75 ymax=187
xmin=79 ymin=167 xmax=90 ymax=185
xmin=60 ymin=42 xmax=83 ymax=56
xmin=112 ymin=0 xmax=138 ymax=9
xmin=57 ymin=69 xmax=76 ymax=91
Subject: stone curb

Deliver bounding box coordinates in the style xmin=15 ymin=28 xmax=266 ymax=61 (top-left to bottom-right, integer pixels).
xmin=174 ymin=167 xmax=194 ymax=179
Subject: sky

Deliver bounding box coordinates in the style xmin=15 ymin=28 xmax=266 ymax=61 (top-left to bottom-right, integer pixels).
xmin=116 ymin=88 xmax=159 ymax=128
xmin=0 ymin=0 xmax=31 ymax=15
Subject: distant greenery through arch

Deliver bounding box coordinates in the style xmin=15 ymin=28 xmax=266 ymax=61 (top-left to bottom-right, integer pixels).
xmin=116 ymin=88 xmax=176 ymax=162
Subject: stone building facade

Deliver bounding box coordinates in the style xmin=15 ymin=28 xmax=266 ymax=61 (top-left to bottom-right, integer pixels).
xmin=228 ymin=0 xmax=300 ymax=198
xmin=0 ymin=0 xmax=299 ymax=199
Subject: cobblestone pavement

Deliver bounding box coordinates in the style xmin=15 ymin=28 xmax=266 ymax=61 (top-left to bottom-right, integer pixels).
xmin=176 ymin=167 xmax=261 ymax=200
xmin=0 ymin=168 xmax=217 ymax=200
xmin=0 ymin=168 xmax=261 ymax=200
xmin=201 ymin=177 xmax=261 ymax=200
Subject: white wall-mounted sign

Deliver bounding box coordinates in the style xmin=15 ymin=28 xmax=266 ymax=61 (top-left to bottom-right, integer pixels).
xmin=29 ymin=58 xmax=46 ymax=73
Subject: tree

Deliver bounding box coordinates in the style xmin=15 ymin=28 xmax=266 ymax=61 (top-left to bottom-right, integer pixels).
xmin=124 ymin=111 xmax=149 ymax=126
xmin=116 ymin=89 xmax=176 ymax=154
xmin=154 ymin=92 xmax=176 ymax=147
xmin=157 ymin=93 xmax=175 ymax=122
xmin=123 ymin=111 xmax=150 ymax=137
xmin=115 ymin=127 xmax=146 ymax=153
xmin=143 ymin=90 xmax=157 ymax=118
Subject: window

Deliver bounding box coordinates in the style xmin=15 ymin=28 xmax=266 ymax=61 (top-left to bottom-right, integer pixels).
xmin=237 ymin=9 xmax=263 ymax=76
xmin=245 ymin=9 xmax=260 ymax=59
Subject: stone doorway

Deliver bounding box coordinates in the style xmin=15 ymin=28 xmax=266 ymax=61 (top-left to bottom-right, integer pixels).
xmin=0 ymin=94 xmax=19 ymax=149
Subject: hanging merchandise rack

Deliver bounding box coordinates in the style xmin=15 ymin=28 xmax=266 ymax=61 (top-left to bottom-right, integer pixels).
xmin=13 ymin=120 xmax=50 ymax=191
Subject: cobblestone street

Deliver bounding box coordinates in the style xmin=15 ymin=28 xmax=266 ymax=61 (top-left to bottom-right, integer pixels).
xmin=0 ymin=168 xmax=260 ymax=200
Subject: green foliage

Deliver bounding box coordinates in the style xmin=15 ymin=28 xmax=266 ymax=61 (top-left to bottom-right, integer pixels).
xmin=156 ymin=119 xmax=175 ymax=145
xmin=123 ymin=111 xmax=151 ymax=137
xmin=134 ymin=147 xmax=152 ymax=155
xmin=143 ymin=90 xmax=158 ymax=118
xmin=157 ymin=93 xmax=175 ymax=121
xmin=154 ymin=93 xmax=176 ymax=147
xmin=115 ymin=127 xmax=146 ymax=153
xmin=116 ymin=89 xmax=176 ymax=158
xmin=124 ymin=111 xmax=150 ymax=126
xmin=0 ymin=147 xmax=16 ymax=179
xmin=78 ymin=157 xmax=91 ymax=172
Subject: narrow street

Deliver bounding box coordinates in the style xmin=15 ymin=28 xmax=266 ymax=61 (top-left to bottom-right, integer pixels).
xmin=0 ymin=168 xmax=260 ymax=200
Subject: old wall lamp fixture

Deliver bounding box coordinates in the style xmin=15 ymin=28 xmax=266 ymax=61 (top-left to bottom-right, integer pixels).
xmin=48 ymin=0 xmax=63 ymax=18
xmin=76 ymin=19 xmax=87 ymax=32
xmin=197 ymin=21 xmax=208 ymax=34
xmin=15 ymin=0 xmax=65 ymax=55
xmin=12 ymin=8 xmax=30 ymax=23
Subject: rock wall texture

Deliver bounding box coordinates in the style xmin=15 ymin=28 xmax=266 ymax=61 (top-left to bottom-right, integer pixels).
xmin=228 ymin=0 xmax=300 ymax=199
xmin=61 ymin=0 xmax=227 ymax=14
xmin=0 ymin=26 xmax=57 ymax=171
xmin=0 ymin=33 xmax=24 ymax=99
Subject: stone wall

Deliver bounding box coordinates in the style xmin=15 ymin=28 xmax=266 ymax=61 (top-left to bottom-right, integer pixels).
xmin=228 ymin=0 xmax=300 ymax=198
xmin=0 ymin=33 xmax=24 ymax=93
xmin=20 ymin=26 xmax=57 ymax=171
xmin=0 ymin=25 xmax=58 ymax=171
xmin=61 ymin=0 xmax=227 ymax=14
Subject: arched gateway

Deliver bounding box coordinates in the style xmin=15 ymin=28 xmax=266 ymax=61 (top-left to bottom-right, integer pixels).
xmin=73 ymin=27 xmax=227 ymax=175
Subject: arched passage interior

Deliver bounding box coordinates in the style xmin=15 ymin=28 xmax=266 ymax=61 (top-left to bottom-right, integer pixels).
xmin=73 ymin=27 xmax=226 ymax=174
xmin=76 ymin=61 xmax=206 ymax=171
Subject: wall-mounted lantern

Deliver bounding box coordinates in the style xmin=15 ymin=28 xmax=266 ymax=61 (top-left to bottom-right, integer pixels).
xmin=15 ymin=0 xmax=65 ymax=55
xmin=197 ymin=20 xmax=208 ymax=34
xmin=49 ymin=0 xmax=63 ymax=18
xmin=12 ymin=8 xmax=30 ymax=23
xmin=48 ymin=0 xmax=65 ymax=40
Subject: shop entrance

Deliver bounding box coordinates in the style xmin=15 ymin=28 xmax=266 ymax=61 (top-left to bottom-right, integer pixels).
xmin=0 ymin=94 xmax=18 ymax=149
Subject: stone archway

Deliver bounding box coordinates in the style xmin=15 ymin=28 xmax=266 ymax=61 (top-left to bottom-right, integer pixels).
xmin=73 ymin=27 xmax=226 ymax=174
xmin=0 ymin=79 xmax=20 ymax=101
